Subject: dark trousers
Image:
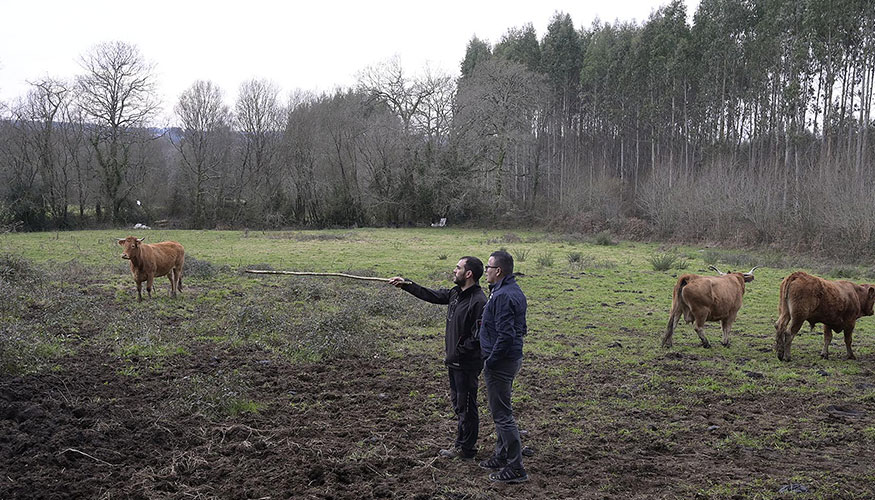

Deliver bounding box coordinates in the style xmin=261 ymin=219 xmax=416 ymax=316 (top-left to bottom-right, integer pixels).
xmin=448 ymin=366 xmax=481 ymax=455
xmin=484 ymin=358 xmax=523 ymax=470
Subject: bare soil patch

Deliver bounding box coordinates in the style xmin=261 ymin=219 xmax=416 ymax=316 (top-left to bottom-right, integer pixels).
xmin=3 ymin=335 xmax=875 ymax=499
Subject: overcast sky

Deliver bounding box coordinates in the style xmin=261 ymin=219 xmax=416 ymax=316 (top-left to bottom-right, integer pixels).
xmin=0 ymin=0 xmax=699 ymax=123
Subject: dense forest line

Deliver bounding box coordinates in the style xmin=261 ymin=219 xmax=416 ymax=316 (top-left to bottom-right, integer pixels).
xmin=2 ymin=0 xmax=874 ymax=257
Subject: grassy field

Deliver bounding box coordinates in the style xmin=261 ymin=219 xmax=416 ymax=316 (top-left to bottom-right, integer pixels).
xmin=2 ymin=228 xmax=875 ymax=498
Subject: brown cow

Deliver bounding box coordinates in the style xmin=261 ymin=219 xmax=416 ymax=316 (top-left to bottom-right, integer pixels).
xmin=662 ymin=265 xmax=757 ymax=348
xmin=117 ymin=236 xmax=185 ymax=302
xmin=775 ymin=271 xmax=875 ymax=361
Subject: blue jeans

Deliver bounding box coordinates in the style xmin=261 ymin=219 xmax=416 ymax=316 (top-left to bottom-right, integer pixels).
xmin=483 ymin=358 xmax=524 ymax=470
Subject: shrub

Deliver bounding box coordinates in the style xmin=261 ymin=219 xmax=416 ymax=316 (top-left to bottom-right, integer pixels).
xmin=592 ymin=231 xmax=616 ymax=246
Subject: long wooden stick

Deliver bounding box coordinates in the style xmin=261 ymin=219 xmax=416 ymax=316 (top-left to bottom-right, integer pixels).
xmin=245 ymin=269 xmax=410 ymax=284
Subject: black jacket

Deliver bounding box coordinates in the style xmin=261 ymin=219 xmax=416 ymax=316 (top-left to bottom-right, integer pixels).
xmin=401 ymin=281 xmax=487 ymax=370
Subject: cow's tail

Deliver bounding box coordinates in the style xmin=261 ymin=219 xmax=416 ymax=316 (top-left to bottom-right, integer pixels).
xmin=775 ymin=274 xmax=795 ymax=360
xmin=662 ymin=275 xmax=689 ymax=347
xmin=177 ymin=252 xmax=184 ymax=291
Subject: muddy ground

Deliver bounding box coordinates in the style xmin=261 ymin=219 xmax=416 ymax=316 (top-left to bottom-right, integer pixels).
xmin=3 ymin=332 xmax=875 ymax=500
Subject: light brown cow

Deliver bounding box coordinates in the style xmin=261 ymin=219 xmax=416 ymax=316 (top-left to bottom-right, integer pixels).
xmin=117 ymin=236 xmax=185 ymax=302
xmin=662 ymin=265 xmax=757 ymax=348
xmin=775 ymin=271 xmax=875 ymax=361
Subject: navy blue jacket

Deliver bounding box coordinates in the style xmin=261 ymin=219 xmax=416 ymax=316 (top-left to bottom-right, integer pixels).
xmin=479 ymin=275 xmax=527 ymax=367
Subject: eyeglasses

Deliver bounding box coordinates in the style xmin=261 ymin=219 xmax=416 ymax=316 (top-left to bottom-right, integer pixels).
xmin=485 ymin=265 xmax=499 ymax=270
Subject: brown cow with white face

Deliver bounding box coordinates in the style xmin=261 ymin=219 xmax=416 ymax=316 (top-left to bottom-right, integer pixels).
xmin=117 ymin=236 xmax=185 ymax=302
xmin=662 ymin=266 xmax=757 ymax=348
xmin=775 ymin=271 xmax=875 ymax=361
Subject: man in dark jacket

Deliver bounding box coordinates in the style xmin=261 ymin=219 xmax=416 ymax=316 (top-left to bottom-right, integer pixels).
xmin=389 ymin=256 xmax=487 ymax=460
xmin=478 ymin=250 xmax=529 ymax=483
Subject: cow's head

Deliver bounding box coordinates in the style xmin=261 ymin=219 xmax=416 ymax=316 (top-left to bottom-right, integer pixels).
xmin=117 ymin=236 xmax=145 ymax=260
xmin=709 ymin=265 xmax=757 ymax=283
xmin=860 ymin=285 xmax=875 ymax=317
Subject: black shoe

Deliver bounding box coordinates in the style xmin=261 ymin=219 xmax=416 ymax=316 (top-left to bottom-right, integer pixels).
xmin=478 ymin=456 xmax=507 ymax=469
xmin=438 ymin=447 xmax=474 ymax=460
xmin=489 ymin=466 xmax=529 ymax=483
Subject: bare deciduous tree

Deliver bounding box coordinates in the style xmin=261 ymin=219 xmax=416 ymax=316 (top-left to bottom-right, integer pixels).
xmin=173 ymin=80 xmax=232 ymax=227
xmin=232 ymin=79 xmax=283 ymax=223
xmin=27 ymin=78 xmax=75 ymax=226
xmin=77 ymin=41 xmax=159 ymax=222
xmin=358 ymin=58 xmax=457 ymax=221
xmin=454 ymin=59 xmax=544 ymax=210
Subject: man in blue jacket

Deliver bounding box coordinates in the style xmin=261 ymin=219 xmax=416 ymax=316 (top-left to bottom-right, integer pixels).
xmin=389 ymin=256 xmax=487 ymax=460
xmin=478 ymin=250 xmax=529 ymax=483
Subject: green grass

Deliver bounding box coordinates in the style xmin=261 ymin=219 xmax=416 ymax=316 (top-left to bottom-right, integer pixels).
xmin=3 ymin=228 xmax=875 ymax=494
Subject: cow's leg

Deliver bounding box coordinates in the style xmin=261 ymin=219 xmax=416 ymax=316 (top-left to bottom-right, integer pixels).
xmin=843 ymin=326 xmax=856 ymax=360
xmin=720 ymin=314 xmax=735 ymax=347
xmin=695 ymin=316 xmax=710 ymax=348
xmin=136 ymin=281 xmax=143 ymax=302
xmin=146 ymin=275 xmax=154 ymax=299
xmin=168 ymin=269 xmax=177 ymax=298
xmin=176 ymin=265 xmax=184 ymax=292
xmin=820 ymin=326 xmax=833 ymax=359
xmin=781 ymin=317 xmax=805 ymax=362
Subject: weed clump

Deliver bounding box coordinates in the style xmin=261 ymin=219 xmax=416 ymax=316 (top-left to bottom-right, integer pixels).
xmin=185 ymin=256 xmax=228 ymax=278
xmin=825 ymin=265 xmax=858 ymax=280
xmin=287 ymin=278 xmax=336 ymax=302
xmin=487 ymin=233 xmax=522 ymax=244
xmin=267 ymin=232 xmax=350 ymax=241
xmin=0 ymin=253 xmax=41 ymax=283
xmin=299 ymin=306 xmax=369 ymax=359
xmin=649 ymin=253 xmax=678 ymax=271
xmin=512 ymin=248 xmax=530 ymax=263
xmin=701 ymin=249 xmax=755 ymax=268
xmin=536 ymin=252 xmax=555 ymax=268
xmin=176 ymin=370 xmax=260 ymax=418
xmin=702 ymin=249 xmax=720 ymax=265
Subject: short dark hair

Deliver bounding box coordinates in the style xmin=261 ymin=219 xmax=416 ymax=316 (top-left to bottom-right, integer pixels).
xmin=490 ymin=250 xmax=514 ymax=277
xmin=460 ymin=256 xmax=483 ymax=282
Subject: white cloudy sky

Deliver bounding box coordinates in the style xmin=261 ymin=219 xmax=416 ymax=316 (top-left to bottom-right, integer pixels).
xmin=0 ymin=0 xmax=699 ymax=122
